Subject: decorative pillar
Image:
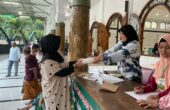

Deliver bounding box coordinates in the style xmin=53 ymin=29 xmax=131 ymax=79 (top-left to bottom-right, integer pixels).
xmin=70 ymin=0 xmax=90 ymax=72
xmin=55 ymin=22 xmax=65 ymax=54
xmin=125 ymin=0 xmax=129 ymax=24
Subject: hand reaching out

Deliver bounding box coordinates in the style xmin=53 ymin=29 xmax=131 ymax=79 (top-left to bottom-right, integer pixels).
xmin=137 ymin=98 xmax=159 ymax=109
xmin=93 ymin=55 xmax=103 ymax=64
xmin=73 ymin=58 xmax=84 ymax=68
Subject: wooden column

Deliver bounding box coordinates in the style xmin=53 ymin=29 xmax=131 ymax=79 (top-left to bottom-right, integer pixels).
xmin=70 ymin=0 xmax=90 ymax=72
xmin=55 ymin=22 xmax=65 ymax=54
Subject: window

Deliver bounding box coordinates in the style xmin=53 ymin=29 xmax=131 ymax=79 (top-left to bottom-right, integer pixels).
xmin=145 ymin=21 xmax=151 ymax=29
xmin=110 ymin=19 xmax=118 ymax=28
xmin=151 ymin=22 xmax=157 ymax=29
xmin=166 ymin=24 xmax=170 ymax=30
xmin=160 ymin=23 xmax=166 ymax=29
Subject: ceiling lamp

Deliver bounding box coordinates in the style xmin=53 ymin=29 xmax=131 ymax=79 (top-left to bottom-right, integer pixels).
xmin=165 ymin=15 xmax=168 ymax=18
xmin=3 ymin=1 xmax=19 ymax=5
xmin=18 ymin=12 xmax=22 ymax=15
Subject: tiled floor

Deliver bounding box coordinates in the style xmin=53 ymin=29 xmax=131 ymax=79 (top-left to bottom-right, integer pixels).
xmin=0 ymin=54 xmax=34 ymax=110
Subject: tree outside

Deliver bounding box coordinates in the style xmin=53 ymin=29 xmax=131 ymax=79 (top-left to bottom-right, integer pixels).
xmin=0 ymin=15 xmax=44 ymax=45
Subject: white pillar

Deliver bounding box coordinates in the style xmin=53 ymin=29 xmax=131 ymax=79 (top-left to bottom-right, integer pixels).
xmin=54 ymin=0 xmax=67 ymax=22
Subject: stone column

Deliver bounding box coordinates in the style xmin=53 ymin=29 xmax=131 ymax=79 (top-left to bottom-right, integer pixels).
xmin=55 ymin=22 xmax=65 ymax=54
xmin=69 ymin=0 xmax=90 ymax=72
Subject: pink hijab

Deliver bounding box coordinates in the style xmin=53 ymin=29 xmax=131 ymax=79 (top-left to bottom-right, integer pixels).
xmin=153 ymin=34 xmax=170 ymax=89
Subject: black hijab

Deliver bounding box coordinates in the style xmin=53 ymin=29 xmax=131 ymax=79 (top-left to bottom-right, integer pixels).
xmin=40 ymin=34 xmax=64 ymax=63
xmin=118 ymin=24 xmax=138 ymax=46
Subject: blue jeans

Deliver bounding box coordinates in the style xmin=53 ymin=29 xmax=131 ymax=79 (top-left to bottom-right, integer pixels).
xmin=7 ymin=60 xmax=19 ymax=76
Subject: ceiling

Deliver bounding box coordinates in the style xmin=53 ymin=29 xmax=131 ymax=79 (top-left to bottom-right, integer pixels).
xmin=0 ymin=0 xmax=169 ymax=22
xmin=0 ymin=0 xmax=53 ymax=19
xmin=147 ymin=5 xmax=170 ymax=22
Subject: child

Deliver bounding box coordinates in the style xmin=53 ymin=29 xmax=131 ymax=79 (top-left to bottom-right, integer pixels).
xmin=40 ymin=34 xmax=80 ymax=110
xmin=31 ymin=44 xmax=42 ymax=63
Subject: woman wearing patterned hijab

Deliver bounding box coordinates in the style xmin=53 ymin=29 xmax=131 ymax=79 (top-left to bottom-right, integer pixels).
xmin=93 ymin=24 xmax=141 ymax=83
xmin=40 ymin=34 xmax=78 ymax=110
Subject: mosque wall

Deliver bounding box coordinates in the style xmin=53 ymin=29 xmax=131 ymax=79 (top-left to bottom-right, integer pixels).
xmin=90 ymin=0 xmax=149 ymax=26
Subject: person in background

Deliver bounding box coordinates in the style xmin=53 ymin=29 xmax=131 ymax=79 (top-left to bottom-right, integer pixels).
xmin=22 ymin=46 xmax=42 ymax=102
xmin=6 ymin=41 xmax=21 ymax=77
xmin=134 ymin=34 xmax=170 ymax=109
xmin=93 ymin=24 xmax=142 ymax=83
xmin=97 ymin=44 xmax=103 ymax=55
xmin=31 ymin=44 xmax=42 ymax=63
xmin=152 ymin=43 xmax=159 ymax=56
xmin=31 ymin=44 xmax=39 ymax=56
xmin=64 ymin=39 xmax=69 ymax=56
xmin=40 ymin=34 xmax=81 ymax=110
xmin=21 ymin=44 xmax=41 ymax=95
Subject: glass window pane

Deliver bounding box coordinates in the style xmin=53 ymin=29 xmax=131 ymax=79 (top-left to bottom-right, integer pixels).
xmin=145 ymin=21 xmax=151 ymax=29
xmin=160 ymin=23 xmax=166 ymax=29
xmin=151 ymin=22 xmax=157 ymax=29
xmin=166 ymin=24 xmax=170 ymax=30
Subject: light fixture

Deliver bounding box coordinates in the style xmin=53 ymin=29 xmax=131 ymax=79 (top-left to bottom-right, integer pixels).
xmin=64 ymin=2 xmax=71 ymax=19
xmin=155 ymin=13 xmax=159 ymax=16
xmin=19 ymin=16 xmax=30 ymax=18
xmin=3 ymin=1 xmax=19 ymax=5
xmin=165 ymin=14 xmax=169 ymax=18
xmin=18 ymin=12 xmax=22 ymax=15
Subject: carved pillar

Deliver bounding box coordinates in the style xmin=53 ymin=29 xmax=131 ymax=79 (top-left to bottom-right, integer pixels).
xmin=70 ymin=0 xmax=90 ymax=72
xmin=55 ymin=22 xmax=65 ymax=54
xmin=97 ymin=23 xmax=109 ymax=51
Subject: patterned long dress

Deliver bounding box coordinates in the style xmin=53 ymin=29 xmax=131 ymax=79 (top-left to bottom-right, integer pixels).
xmin=41 ymin=59 xmax=72 ymax=110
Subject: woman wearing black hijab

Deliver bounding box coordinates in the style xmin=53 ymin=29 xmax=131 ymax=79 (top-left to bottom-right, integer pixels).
xmin=93 ymin=24 xmax=142 ymax=83
xmin=40 ymin=34 xmax=77 ymax=110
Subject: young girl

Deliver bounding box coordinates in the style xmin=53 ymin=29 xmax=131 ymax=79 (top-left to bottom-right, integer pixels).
xmin=40 ymin=34 xmax=79 ymax=110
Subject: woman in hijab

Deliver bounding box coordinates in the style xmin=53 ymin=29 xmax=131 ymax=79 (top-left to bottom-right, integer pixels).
xmin=93 ymin=24 xmax=141 ymax=83
xmin=40 ymin=34 xmax=79 ymax=110
xmin=22 ymin=46 xmax=42 ymax=101
xmin=134 ymin=34 xmax=170 ymax=109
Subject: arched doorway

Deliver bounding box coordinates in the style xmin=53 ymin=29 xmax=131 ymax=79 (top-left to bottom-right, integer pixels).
xmin=89 ymin=21 xmax=109 ymax=56
xmin=106 ymin=12 xmax=123 ymax=48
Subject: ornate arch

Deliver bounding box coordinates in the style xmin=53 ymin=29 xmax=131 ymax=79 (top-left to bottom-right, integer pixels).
xmin=139 ymin=0 xmax=170 ymax=52
xmin=90 ymin=21 xmax=98 ymax=35
xmin=106 ymin=12 xmax=123 ymax=32
xmin=89 ymin=21 xmax=109 ymax=55
xmin=128 ymin=13 xmax=142 ymax=41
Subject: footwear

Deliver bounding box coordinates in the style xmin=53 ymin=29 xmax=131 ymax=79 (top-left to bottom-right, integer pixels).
xmin=5 ymin=75 xmax=10 ymax=77
xmin=14 ymin=74 xmax=18 ymax=76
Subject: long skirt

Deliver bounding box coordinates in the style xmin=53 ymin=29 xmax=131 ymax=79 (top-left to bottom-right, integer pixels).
xmin=22 ymin=80 xmax=42 ymax=100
